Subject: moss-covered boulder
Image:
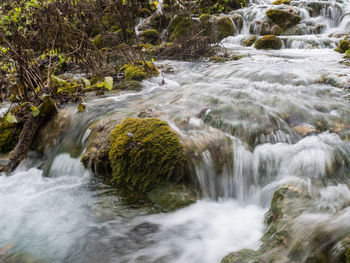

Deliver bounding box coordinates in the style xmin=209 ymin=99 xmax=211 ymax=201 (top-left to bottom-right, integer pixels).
xmin=109 ymin=118 xmax=186 ymax=192
xmin=272 ymin=0 xmax=290 ymax=5
xmin=266 ymin=9 xmax=301 ymax=29
xmin=119 ymin=61 xmax=159 ymax=81
xmin=140 ymin=29 xmax=160 ymax=45
xmin=254 ymin=35 xmax=282 ymax=49
xmin=336 ymin=39 xmax=350 ymax=53
xmin=244 ymin=35 xmax=258 ymax=46
xmin=216 ymin=16 xmax=234 ymax=41
xmin=114 ymin=80 xmax=143 ymax=91
xmin=167 ymin=15 xmax=193 ymax=40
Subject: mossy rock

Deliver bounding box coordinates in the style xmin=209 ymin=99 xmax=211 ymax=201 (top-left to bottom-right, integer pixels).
xmin=198 ymin=0 xmax=246 ymax=14
xmin=119 ymin=61 xmax=159 ymax=81
xmin=147 ymin=182 xmax=199 ymax=212
xmin=149 ymin=13 xmax=171 ymax=30
xmin=167 ymin=15 xmax=193 ymax=40
xmin=140 ymin=29 xmax=160 ymax=45
xmin=109 ymin=118 xmax=186 ymax=192
xmin=216 ymin=16 xmax=234 ymax=41
xmin=272 ymin=0 xmax=290 ymax=5
xmin=0 ymin=118 xmax=21 ymax=153
xmin=266 ymin=9 xmax=301 ymax=29
xmin=337 ymin=40 xmax=350 ymax=53
xmin=244 ymin=35 xmax=258 ymax=46
xmin=254 ymin=35 xmax=282 ymax=49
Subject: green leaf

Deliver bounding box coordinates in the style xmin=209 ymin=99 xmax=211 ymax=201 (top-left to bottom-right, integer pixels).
xmin=30 ymin=106 xmax=40 ymax=117
xmin=5 ymin=112 xmax=17 ymax=123
xmin=104 ymin=76 xmax=113 ymax=90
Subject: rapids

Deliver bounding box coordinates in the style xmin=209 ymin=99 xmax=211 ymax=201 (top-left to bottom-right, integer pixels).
xmin=1 ymin=0 xmax=350 ymax=262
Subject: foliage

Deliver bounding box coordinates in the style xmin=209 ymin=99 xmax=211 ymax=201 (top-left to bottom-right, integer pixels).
xmin=109 ymin=118 xmax=185 ymax=192
xmin=197 ymin=0 xmax=246 ymax=14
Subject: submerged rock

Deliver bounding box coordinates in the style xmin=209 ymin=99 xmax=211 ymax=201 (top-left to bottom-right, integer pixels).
xmin=254 ymin=35 xmax=282 ymax=49
xmin=147 ymin=182 xmax=199 ymax=212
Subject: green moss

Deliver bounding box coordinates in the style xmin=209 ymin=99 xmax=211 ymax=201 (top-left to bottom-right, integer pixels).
xmin=346 ymin=247 xmax=350 ymax=263
xmin=140 ymin=29 xmax=160 ymax=44
xmin=109 ymin=118 xmax=185 ymax=192
xmin=199 ymin=14 xmax=210 ymax=24
xmin=217 ymin=16 xmax=233 ymax=41
xmin=254 ymin=35 xmax=282 ymax=49
xmin=266 ymin=9 xmax=301 ymax=29
xmin=168 ymin=15 xmax=193 ymax=40
xmin=244 ymin=35 xmax=258 ymax=46
xmin=119 ymin=61 xmax=159 ymax=81
xmin=272 ymin=0 xmax=290 ymax=5
xmin=0 ymin=118 xmax=21 ymax=153
xmin=338 ymin=40 xmax=350 ymax=53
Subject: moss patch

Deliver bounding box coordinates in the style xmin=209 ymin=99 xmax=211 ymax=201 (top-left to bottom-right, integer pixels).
xmin=109 ymin=118 xmax=185 ymax=192
xmin=254 ymin=35 xmax=282 ymax=49
xmin=119 ymin=61 xmax=159 ymax=81
xmin=0 ymin=118 xmax=21 ymax=153
xmin=266 ymin=9 xmax=301 ymax=29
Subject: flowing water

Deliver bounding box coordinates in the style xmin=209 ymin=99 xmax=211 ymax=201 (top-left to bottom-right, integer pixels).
xmin=1 ymin=0 xmax=350 ymax=262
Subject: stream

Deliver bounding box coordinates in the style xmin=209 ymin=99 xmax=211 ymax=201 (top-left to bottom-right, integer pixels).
xmin=1 ymin=0 xmax=350 ymax=262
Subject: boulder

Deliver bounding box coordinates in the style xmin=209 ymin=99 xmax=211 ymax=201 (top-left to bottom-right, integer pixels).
xmin=266 ymin=9 xmax=301 ymax=29
xmin=254 ymin=35 xmax=283 ymax=49
xmin=109 ymin=118 xmax=186 ymax=192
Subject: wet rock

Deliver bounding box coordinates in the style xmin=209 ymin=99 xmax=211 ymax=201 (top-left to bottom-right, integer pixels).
xmin=0 ymin=157 xmax=11 ymax=173
xmin=231 ymin=14 xmax=244 ymax=32
xmin=254 ymin=35 xmax=282 ymax=49
xmin=147 ymin=182 xmax=199 ymax=212
xmin=81 ymin=118 xmax=118 ymax=176
xmin=221 ymin=249 xmax=263 ymax=263
xmin=31 ymin=108 xmax=71 ymax=155
xmin=292 ymin=123 xmax=318 ymax=137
